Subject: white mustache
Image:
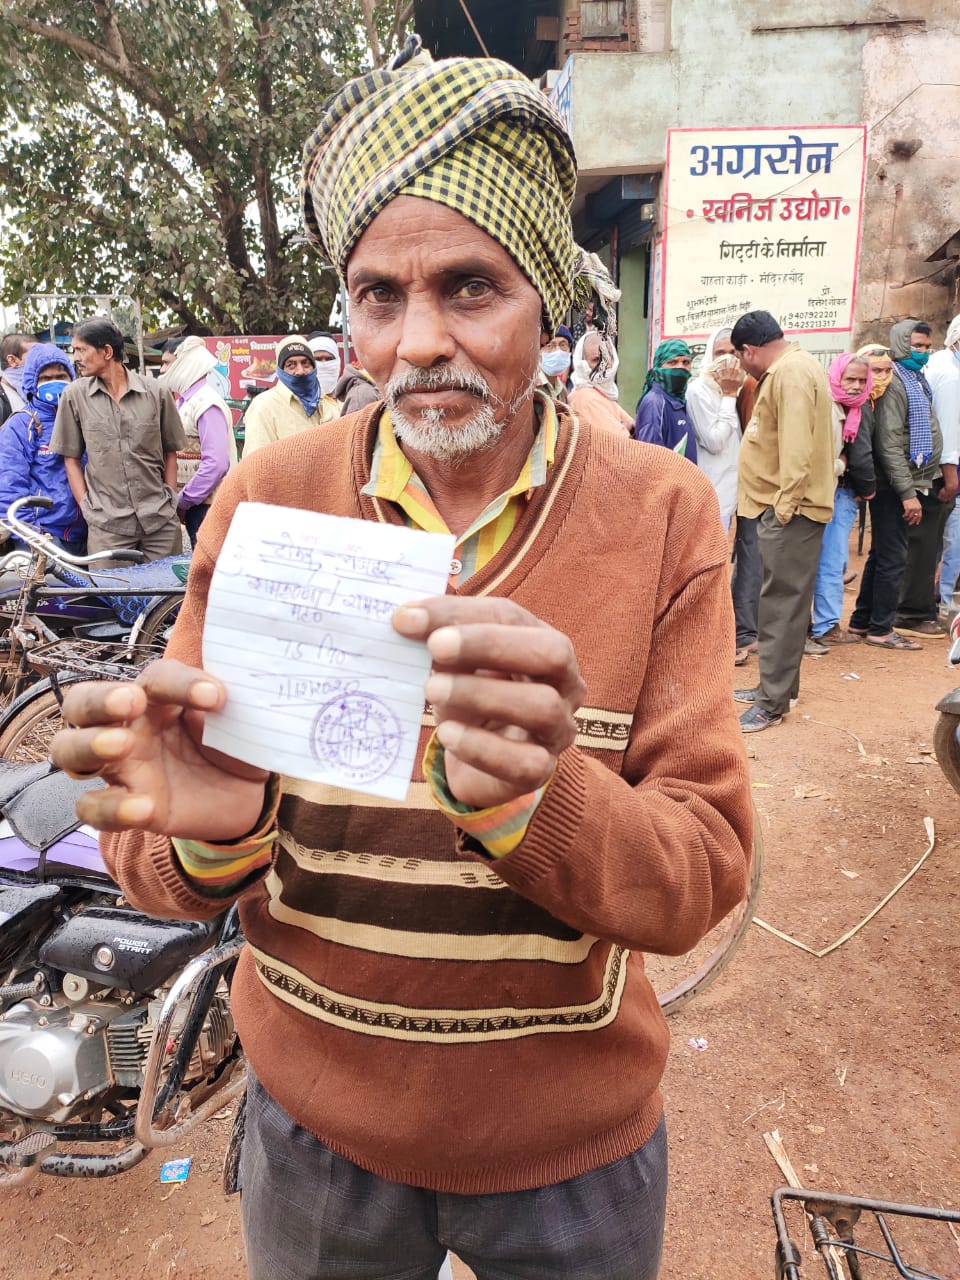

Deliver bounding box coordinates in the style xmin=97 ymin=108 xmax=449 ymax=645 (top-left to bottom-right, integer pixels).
xmin=385 ymin=367 xmax=493 ymax=402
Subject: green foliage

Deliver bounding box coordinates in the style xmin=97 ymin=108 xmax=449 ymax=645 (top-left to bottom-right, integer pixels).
xmin=0 ymin=0 xmax=411 ymax=333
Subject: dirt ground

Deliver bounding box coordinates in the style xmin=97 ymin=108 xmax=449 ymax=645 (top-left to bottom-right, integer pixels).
xmin=1 ymin=571 xmax=959 ymax=1279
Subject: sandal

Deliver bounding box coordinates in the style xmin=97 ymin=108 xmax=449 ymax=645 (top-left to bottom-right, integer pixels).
xmin=865 ymin=632 xmax=921 ymax=650
xmin=847 ymin=625 xmax=868 ymax=637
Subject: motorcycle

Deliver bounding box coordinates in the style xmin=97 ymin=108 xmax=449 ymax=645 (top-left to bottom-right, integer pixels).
xmin=0 ymin=759 xmax=245 ymax=1187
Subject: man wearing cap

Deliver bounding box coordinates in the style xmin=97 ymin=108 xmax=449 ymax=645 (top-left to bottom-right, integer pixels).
xmin=241 ymin=335 xmax=340 ymax=455
xmin=53 ymin=42 xmax=751 ymax=1280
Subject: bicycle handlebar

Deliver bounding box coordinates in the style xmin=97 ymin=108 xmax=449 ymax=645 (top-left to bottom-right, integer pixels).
xmin=3 ymin=497 xmax=147 ymax=568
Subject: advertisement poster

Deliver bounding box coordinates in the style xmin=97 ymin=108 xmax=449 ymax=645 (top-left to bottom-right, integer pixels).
xmin=660 ymin=126 xmax=867 ymax=342
xmin=200 ymin=335 xmax=287 ymax=406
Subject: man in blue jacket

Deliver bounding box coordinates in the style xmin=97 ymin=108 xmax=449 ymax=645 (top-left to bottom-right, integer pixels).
xmin=633 ymin=340 xmax=697 ymax=462
xmin=0 ymin=342 xmax=85 ymax=553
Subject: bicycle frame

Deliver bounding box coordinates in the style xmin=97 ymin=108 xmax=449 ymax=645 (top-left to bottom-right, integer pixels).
xmin=772 ymin=1186 xmax=960 ymax=1280
xmin=0 ymin=498 xmax=182 ymax=701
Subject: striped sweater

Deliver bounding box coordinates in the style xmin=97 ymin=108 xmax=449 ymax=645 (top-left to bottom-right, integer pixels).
xmin=103 ymin=400 xmax=753 ymax=1194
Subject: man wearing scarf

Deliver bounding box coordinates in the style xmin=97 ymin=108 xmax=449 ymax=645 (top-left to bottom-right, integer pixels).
xmin=732 ymin=310 xmax=835 ymax=731
xmin=632 ymin=339 xmax=698 ymax=461
xmin=928 ymin=315 xmax=960 ymax=618
xmin=52 ymin=41 xmax=751 ymax=1279
xmin=160 ymin=336 xmax=238 ymax=547
xmin=0 ymin=342 xmax=85 ymax=551
xmin=865 ymin=318 xmax=951 ymax=640
xmin=242 ymin=335 xmax=339 ymax=455
xmin=808 ymin=354 xmax=875 ymax=649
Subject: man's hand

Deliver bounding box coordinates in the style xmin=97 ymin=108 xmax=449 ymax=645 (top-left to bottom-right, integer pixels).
xmin=902 ymin=496 xmax=923 ymax=526
xmin=51 ymin=660 xmax=268 ymax=839
xmin=939 ymin=464 xmax=958 ymax=503
xmin=393 ymin=597 xmax=585 ymax=810
xmin=717 ymin=360 xmax=743 ymax=398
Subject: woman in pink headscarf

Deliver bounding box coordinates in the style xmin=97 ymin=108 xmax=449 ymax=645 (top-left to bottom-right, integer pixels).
xmin=808 ymin=354 xmax=876 ymax=649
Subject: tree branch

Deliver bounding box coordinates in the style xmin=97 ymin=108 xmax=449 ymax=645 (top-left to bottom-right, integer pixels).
xmin=359 ymin=0 xmax=382 ymax=64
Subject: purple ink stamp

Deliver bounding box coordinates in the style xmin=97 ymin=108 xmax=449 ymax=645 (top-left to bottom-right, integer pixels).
xmin=311 ymin=693 xmax=402 ymax=784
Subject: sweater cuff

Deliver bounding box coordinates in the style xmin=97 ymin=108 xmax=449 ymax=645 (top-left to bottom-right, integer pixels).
xmin=422 ymin=733 xmax=550 ymax=858
xmin=171 ymin=774 xmax=281 ymax=897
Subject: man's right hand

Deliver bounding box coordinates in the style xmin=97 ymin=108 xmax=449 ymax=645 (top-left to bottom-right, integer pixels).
xmin=717 ymin=360 xmax=743 ymax=397
xmin=51 ymin=660 xmax=269 ymax=841
xmin=902 ymin=496 xmax=923 ymax=526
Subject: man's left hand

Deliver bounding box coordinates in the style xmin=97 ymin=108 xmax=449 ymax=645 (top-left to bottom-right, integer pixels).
xmin=393 ymin=597 xmax=585 ymax=810
xmin=939 ymin=464 xmax=959 ymax=503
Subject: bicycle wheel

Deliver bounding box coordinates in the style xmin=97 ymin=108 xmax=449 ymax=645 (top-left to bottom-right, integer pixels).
xmin=133 ymin=594 xmax=182 ymax=654
xmin=934 ymin=712 xmax=960 ymax=799
xmin=0 ymin=684 xmax=66 ymax=764
xmin=646 ymin=824 xmax=763 ymax=1016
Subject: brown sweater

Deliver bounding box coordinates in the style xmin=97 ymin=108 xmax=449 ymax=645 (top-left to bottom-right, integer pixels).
xmin=103 ymin=401 xmax=753 ymax=1194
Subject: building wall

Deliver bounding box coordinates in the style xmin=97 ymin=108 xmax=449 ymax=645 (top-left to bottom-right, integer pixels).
xmin=559 ymin=0 xmax=958 ymax=346
xmin=855 ymin=12 xmax=960 ymax=342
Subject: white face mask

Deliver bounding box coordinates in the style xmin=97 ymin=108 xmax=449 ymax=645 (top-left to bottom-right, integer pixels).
xmin=315 ymin=361 xmax=340 ymax=397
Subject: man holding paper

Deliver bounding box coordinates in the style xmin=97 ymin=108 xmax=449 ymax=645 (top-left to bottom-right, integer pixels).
xmin=53 ymin=39 xmax=752 ymax=1280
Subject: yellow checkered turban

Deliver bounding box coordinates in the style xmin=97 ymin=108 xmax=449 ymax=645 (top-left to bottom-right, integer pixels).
xmin=301 ymin=51 xmax=579 ymax=331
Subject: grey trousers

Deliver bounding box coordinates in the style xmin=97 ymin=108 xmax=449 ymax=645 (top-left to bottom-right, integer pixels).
xmin=240 ymin=1071 xmax=668 ymax=1280
xmin=756 ymin=508 xmax=826 ymax=715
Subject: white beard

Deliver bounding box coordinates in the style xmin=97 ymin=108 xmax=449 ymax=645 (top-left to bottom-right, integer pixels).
xmin=390 ymin=401 xmax=505 ymax=463
xmin=386 ymin=366 xmax=537 ymax=464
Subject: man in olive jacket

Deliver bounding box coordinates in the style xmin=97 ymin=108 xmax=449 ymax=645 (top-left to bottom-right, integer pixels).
xmin=733 ymin=310 xmax=835 ymax=732
xmin=868 ymin=319 xmax=951 ymax=638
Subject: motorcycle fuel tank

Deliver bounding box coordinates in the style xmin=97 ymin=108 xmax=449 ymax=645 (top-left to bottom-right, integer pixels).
xmin=39 ymin=908 xmax=215 ymax=995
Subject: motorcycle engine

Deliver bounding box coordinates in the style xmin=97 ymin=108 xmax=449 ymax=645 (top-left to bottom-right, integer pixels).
xmin=0 ymin=906 xmax=235 ymax=1126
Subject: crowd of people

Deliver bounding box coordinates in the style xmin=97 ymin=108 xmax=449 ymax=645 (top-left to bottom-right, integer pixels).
xmin=2 ymin=293 xmax=957 ymax=739
xmin=0 ymin=321 xmax=381 ymax=559
xmin=534 ymin=300 xmax=960 ymax=733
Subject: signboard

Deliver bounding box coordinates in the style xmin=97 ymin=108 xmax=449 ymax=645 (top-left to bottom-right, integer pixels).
xmin=660 ymin=126 xmax=867 ymax=342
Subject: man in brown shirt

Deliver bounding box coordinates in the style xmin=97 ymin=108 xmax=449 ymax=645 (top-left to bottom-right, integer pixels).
xmin=732 ymin=310 xmax=835 ymax=731
xmin=51 ymin=317 xmax=186 ymax=560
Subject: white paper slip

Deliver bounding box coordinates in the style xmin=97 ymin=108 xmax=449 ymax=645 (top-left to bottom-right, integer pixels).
xmin=201 ymin=502 xmax=455 ymax=800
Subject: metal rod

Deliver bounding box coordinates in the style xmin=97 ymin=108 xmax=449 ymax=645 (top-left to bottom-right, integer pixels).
xmin=456 ymin=0 xmax=490 ymax=56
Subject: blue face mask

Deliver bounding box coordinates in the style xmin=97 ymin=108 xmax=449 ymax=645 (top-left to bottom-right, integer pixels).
xmin=277 ymin=367 xmax=320 ymax=418
xmin=901 ymin=349 xmax=930 ymax=372
xmin=542 ymin=351 xmax=572 ymax=378
xmin=34 ymin=380 xmax=69 ymax=408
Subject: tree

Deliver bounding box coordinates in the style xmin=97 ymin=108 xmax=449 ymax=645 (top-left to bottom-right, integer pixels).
xmin=0 ymin=1 xmax=412 ymax=333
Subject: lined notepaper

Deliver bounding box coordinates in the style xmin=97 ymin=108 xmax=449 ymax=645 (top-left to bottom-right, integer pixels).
xmin=201 ymin=502 xmax=455 ymax=800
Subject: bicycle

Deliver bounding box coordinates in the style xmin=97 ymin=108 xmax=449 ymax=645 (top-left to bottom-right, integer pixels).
xmin=0 ymin=497 xmax=187 ymax=761
xmin=649 ymin=820 xmax=763 ymax=1015
xmin=772 ymin=1185 xmax=960 ymax=1279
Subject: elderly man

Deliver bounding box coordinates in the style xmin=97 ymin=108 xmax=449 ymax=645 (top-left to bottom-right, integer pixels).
xmin=53 ymin=44 xmax=751 ymax=1280
xmin=242 ymin=335 xmax=340 ymax=454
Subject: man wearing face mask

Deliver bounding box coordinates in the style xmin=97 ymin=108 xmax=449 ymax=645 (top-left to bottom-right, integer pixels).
xmin=539 ymin=326 xmax=574 ymax=402
xmin=308 ymin=333 xmax=345 ymax=402
xmin=242 ymin=336 xmax=340 ymax=456
xmin=0 ymin=342 xmax=85 ymax=553
xmin=632 ymin=340 xmax=697 ymax=462
xmin=864 ymin=319 xmax=951 ymax=640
